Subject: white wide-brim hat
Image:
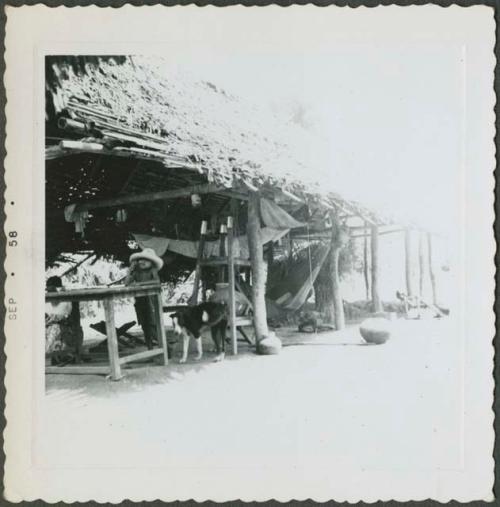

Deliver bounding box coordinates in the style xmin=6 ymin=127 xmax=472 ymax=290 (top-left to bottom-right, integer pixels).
xmin=129 ymin=248 xmax=164 ymax=270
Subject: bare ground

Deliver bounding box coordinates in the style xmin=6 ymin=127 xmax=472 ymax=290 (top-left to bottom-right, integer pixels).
xmin=40 ymin=318 xmax=462 ymax=472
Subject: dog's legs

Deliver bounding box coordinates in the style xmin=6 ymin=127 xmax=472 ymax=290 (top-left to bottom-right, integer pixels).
xmin=213 ymin=321 xmax=226 ymax=362
xmin=179 ymin=330 xmax=190 ymax=363
xmin=194 ymin=335 xmax=203 ymax=361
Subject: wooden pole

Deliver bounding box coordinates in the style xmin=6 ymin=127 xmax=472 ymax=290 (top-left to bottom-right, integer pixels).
xmin=371 ymin=225 xmax=383 ymax=313
xmin=418 ymin=231 xmax=425 ymax=300
xmin=155 ymin=293 xmax=169 ymax=365
xmin=70 ymin=301 xmax=84 ymax=363
xmin=329 ymin=212 xmax=345 ymax=330
xmin=227 ymin=216 xmax=237 ymax=355
xmin=103 ymin=298 xmax=122 ymax=381
xmin=188 ymin=220 xmax=207 ymax=306
xmin=427 ymin=232 xmax=438 ymax=305
xmin=75 ymin=183 xmax=224 ymax=212
xmin=363 ymin=221 xmax=370 ymax=300
xmin=218 ymin=224 xmax=227 ymax=283
xmin=247 ymin=192 xmax=269 ymax=343
xmin=404 ymin=229 xmax=414 ymax=296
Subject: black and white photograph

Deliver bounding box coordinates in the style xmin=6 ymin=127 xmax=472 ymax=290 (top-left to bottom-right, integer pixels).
xmin=3 ymin=5 xmax=496 ymax=502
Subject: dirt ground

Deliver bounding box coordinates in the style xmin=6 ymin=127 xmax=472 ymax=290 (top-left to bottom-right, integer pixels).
xmin=41 ymin=317 xmax=462 ymax=473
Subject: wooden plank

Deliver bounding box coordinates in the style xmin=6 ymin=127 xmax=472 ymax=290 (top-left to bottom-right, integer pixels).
xmin=118 ymin=348 xmax=164 ymax=366
xmin=74 ymin=183 xmax=224 ymax=212
xmin=103 ymin=298 xmax=122 ymax=380
xmin=45 ymin=366 xmax=110 ymax=375
xmin=234 ymin=317 xmax=254 ymax=327
xmin=200 ymin=257 xmax=251 ymax=267
xmin=46 ymin=283 xmax=161 ymax=302
xmin=227 ymin=216 xmax=237 ymax=355
xmin=155 ymin=294 xmax=169 ymax=365
xmin=60 ymin=140 xmax=104 ymax=152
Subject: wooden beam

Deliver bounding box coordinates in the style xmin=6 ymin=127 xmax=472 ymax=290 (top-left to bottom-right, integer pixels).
xmin=350 ymin=228 xmax=405 ymax=239
xmin=281 ymin=189 xmax=304 ymax=203
xmin=74 ymin=183 xmax=225 ymax=212
xmin=45 ymin=365 xmax=111 ymax=375
xmin=118 ymin=348 xmax=164 ymax=366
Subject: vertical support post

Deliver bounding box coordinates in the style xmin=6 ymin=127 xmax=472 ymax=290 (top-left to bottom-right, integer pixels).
xmin=227 ymin=215 xmax=237 ymax=355
xmin=247 ymin=192 xmax=269 ymax=344
xmin=427 ymin=232 xmax=438 ymax=305
xmin=404 ymin=228 xmax=414 ymax=297
xmin=103 ymin=297 xmax=122 ymax=381
xmin=371 ymin=225 xmax=383 ymax=313
xmin=329 ymin=211 xmax=345 ymax=330
xmin=363 ymin=221 xmax=370 ymax=301
xmin=155 ymin=292 xmax=168 ymax=365
xmin=189 ymin=220 xmax=207 ymax=305
xmin=418 ymin=231 xmax=425 ymax=313
xmin=219 ymin=224 xmax=227 ymax=283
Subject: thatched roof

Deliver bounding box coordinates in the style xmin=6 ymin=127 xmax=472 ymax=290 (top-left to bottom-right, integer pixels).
xmin=46 ymin=55 xmax=386 ymax=223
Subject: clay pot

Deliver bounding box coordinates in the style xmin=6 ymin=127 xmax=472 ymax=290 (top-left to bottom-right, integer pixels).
xmin=359 ymin=317 xmax=391 ymax=345
xmin=257 ymin=333 xmax=282 ymax=355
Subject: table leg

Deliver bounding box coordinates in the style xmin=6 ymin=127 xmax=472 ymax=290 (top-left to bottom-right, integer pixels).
xmin=155 ymin=294 xmax=168 ymax=365
xmin=103 ymin=298 xmax=122 ymax=380
xmin=71 ymin=301 xmax=84 ymax=363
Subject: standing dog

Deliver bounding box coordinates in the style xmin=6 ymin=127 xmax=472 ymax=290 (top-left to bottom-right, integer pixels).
xmin=170 ymin=302 xmax=228 ymax=363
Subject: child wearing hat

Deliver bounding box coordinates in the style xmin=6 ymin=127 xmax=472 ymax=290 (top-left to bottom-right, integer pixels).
xmin=124 ymin=248 xmax=164 ymax=350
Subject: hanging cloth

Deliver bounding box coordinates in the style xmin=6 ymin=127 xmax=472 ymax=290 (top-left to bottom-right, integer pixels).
xmin=260 ymin=198 xmax=305 ymax=229
xmin=133 ymin=227 xmax=290 ymax=261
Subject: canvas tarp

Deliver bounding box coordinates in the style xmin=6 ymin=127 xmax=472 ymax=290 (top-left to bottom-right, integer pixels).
xmin=133 ymin=198 xmax=304 ymax=260
xmin=134 ymin=227 xmax=289 ymax=260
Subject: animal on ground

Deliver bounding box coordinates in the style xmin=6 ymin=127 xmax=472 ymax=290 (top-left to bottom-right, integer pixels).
xmin=170 ymin=302 xmax=228 ymax=363
xmin=297 ymin=310 xmax=334 ymax=333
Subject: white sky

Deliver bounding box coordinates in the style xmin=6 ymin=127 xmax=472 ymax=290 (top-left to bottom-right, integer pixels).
xmin=142 ymin=5 xmax=472 ymax=237
xmin=183 ymin=43 xmax=464 ymax=235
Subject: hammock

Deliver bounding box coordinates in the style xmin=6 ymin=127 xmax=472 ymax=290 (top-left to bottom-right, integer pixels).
xmin=267 ymin=244 xmax=331 ymax=311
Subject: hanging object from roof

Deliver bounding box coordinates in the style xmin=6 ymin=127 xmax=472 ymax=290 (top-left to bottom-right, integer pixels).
xmin=191 ymin=193 xmax=202 ymax=207
xmin=115 ymin=208 xmax=127 ymax=223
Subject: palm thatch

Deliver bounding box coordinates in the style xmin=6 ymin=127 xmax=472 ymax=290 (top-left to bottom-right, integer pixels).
xmin=46 ymin=55 xmax=386 ymax=222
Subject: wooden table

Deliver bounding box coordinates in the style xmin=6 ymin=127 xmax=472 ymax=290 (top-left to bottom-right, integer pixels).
xmin=45 ymin=283 xmax=168 ymax=380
